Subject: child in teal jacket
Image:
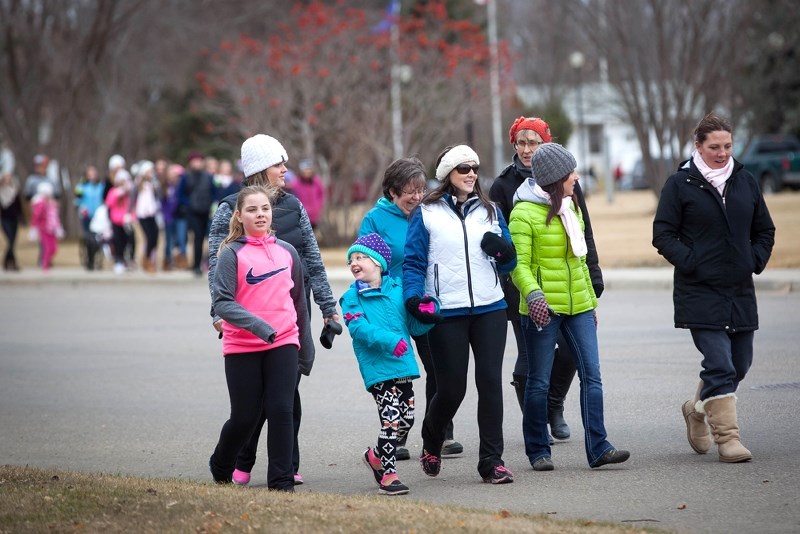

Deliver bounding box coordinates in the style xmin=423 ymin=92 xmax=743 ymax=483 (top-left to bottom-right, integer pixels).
xmin=339 ymin=233 xmax=439 ymax=496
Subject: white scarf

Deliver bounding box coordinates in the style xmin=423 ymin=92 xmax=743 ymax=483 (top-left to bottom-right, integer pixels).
xmin=533 ymin=183 xmax=587 ymax=257
xmin=692 ymin=149 xmax=733 ymax=196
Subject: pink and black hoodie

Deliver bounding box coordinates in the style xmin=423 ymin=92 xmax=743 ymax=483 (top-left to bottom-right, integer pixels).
xmin=212 ymin=235 xmax=314 ymax=374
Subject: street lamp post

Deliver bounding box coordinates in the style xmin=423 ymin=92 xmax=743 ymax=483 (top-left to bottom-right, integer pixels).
xmin=569 ymin=51 xmax=587 ymax=176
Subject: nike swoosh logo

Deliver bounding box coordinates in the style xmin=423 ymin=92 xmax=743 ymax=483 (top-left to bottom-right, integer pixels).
xmin=245 ymin=266 xmax=288 ymax=285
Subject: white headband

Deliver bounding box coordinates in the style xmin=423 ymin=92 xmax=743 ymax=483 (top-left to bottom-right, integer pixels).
xmin=435 ymin=145 xmax=480 ymax=181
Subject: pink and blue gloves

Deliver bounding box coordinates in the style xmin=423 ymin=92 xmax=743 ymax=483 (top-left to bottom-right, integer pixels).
xmin=405 ymin=295 xmax=443 ymax=324
xmin=393 ymin=339 xmax=408 ymax=357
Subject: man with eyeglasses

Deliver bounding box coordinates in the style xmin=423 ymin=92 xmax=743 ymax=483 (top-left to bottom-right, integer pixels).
xmin=489 ymin=116 xmax=605 ymax=443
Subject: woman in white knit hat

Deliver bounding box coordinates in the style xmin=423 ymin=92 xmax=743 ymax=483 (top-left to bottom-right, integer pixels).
xmin=403 ymin=144 xmax=517 ymax=485
xmin=207 ymin=134 xmax=340 ymax=487
xmin=510 ymin=143 xmax=629 ymax=472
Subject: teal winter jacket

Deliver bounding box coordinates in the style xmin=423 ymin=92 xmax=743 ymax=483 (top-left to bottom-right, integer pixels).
xmin=339 ymin=275 xmax=435 ymax=390
xmin=358 ymin=197 xmax=409 ymax=279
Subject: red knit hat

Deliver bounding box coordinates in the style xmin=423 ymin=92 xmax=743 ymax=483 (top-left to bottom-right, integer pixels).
xmin=508 ymin=116 xmax=552 ymax=145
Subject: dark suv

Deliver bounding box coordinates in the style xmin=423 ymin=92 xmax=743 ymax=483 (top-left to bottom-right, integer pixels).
xmin=739 ymin=134 xmax=800 ymax=192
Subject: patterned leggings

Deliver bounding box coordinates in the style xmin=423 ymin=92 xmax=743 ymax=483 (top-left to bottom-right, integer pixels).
xmin=368 ymin=377 xmax=415 ymax=475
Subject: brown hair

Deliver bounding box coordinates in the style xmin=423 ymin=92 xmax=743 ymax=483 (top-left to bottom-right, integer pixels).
xmin=382 ymin=156 xmax=427 ymax=199
xmin=424 ymin=145 xmax=495 ymax=222
xmin=694 ymin=113 xmax=732 ymax=144
xmin=220 ymin=185 xmax=275 ymax=250
xmin=540 ymin=179 xmax=578 ymax=226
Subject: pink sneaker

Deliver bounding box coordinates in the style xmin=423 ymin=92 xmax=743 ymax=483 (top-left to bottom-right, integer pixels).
xmin=232 ymin=469 xmax=250 ymax=486
xmin=293 ymin=473 xmax=304 ymax=485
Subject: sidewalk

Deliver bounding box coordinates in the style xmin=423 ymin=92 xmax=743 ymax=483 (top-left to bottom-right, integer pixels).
xmin=1 ymin=265 xmax=798 ymax=291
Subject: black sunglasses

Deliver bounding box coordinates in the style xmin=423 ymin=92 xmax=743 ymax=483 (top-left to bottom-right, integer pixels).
xmin=454 ymin=164 xmax=479 ymax=175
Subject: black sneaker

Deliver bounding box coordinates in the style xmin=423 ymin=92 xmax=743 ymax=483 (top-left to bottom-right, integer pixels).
xmin=591 ymin=448 xmax=630 ymax=468
xmin=362 ymin=447 xmax=384 ymax=486
xmin=396 ymin=446 xmax=411 ymax=461
xmin=482 ymin=465 xmax=514 ymax=484
xmin=420 ymin=450 xmax=441 ymax=477
xmin=379 ymin=475 xmax=410 ymax=496
xmin=441 ymin=439 xmax=463 ymax=457
xmin=208 ymin=455 xmax=232 ymax=484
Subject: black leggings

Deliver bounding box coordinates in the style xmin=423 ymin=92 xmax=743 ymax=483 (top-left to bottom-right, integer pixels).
xmin=369 ymin=378 xmax=415 ymax=475
xmin=408 ymin=333 xmax=454 ymax=443
xmin=422 ymin=309 xmax=507 ymax=477
xmin=188 ymin=211 xmax=209 ymax=270
xmin=138 ymin=216 xmax=159 ymax=260
xmin=210 ymin=345 xmax=298 ymax=490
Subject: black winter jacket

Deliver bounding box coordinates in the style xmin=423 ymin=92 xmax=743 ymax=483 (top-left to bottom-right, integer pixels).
xmin=653 ymin=158 xmax=775 ymax=331
xmin=490 ymin=155 xmax=604 ymax=317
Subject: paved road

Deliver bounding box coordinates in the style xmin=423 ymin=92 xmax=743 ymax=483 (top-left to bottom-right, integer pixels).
xmin=1 ymin=276 xmax=799 ymax=534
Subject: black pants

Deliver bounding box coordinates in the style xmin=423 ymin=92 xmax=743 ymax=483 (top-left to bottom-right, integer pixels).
xmin=422 ymin=309 xmax=507 ymax=477
xmin=187 ymin=211 xmax=209 ymax=270
xmin=211 ymin=345 xmax=298 ymax=490
xmin=408 ymin=333 xmax=454 ymax=443
xmin=138 ymin=216 xmax=159 ymax=260
xmin=1 ymin=215 xmax=19 ymax=266
xmin=369 ymin=378 xmax=415 ymax=475
xmin=80 ymin=216 xmax=100 ymax=270
xmin=111 ymin=223 xmax=129 ymax=265
xmin=235 ymin=373 xmax=303 ymax=476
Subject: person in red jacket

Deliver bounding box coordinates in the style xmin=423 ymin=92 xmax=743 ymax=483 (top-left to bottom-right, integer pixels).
xmin=290 ymin=159 xmax=325 ymax=229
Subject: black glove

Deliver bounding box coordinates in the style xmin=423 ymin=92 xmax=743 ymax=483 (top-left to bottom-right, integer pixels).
xmin=480 ymin=232 xmax=516 ymax=265
xmin=593 ymin=283 xmax=604 ymax=298
xmin=319 ymin=320 xmax=343 ymax=349
xmin=405 ymin=296 xmax=443 ymax=324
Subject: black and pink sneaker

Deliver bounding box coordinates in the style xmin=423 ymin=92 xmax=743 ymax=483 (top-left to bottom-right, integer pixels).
xmin=419 ymin=450 xmax=441 ymax=477
xmin=482 ymin=464 xmax=514 ymax=484
xmin=362 ymin=447 xmax=384 ymax=486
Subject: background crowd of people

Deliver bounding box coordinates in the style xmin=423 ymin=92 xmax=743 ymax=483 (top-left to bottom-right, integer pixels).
xmin=0 ymin=151 xmax=328 ymax=275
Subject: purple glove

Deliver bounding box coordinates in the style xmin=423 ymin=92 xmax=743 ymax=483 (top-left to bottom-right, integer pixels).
xmin=528 ymin=297 xmax=551 ymax=328
xmin=418 ymin=301 xmax=436 ymax=314
xmin=393 ymin=339 xmax=408 ymax=357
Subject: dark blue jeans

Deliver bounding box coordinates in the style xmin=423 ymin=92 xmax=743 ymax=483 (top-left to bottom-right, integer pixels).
xmin=690 ymin=329 xmax=754 ymax=400
xmin=520 ymin=312 xmax=614 ymax=467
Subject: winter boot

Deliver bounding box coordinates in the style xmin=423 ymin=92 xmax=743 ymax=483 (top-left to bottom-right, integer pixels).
xmin=699 ymin=394 xmax=752 ymax=463
xmin=548 ymin=394 xmax=570 ymax=440
xmin=511 ymin=374 xmax=526 ymax=411
xmin=175 ymin=253 xmax=188 ymax=270
xmin=681 ymin=381 xmax=711 ymax=454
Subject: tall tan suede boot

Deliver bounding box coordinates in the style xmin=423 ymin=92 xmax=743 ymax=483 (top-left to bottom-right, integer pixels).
xmin=699 ymin=394 xmax=752 ymax=463
xmin=681 ymin=381 xmax=711 ymax=454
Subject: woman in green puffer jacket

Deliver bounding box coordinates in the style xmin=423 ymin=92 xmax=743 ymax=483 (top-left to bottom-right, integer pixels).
xmin=509 ymin=143 xmax=629 ymax=472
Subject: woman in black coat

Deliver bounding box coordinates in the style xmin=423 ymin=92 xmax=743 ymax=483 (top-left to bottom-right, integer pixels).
xmin=653 ymin=113 xmax=775 ymax=463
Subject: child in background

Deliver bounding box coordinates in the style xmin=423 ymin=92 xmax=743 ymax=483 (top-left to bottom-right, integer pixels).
xmin=209 ymin=185 xmax=313 ymax=491
xmin=339 ymin=233 xmax=439 ymax=496
xmin=30 ymin=181 xmax=63 ymax=271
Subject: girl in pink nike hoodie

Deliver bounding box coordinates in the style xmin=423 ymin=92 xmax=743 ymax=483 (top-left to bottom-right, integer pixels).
xmin=209 ymin=185 xmax=313 ymax=491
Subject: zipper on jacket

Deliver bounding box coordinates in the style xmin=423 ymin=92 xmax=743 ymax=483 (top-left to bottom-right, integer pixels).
xmin=460 ymin=217 xmax=475 ymax=308
xmin=565 ymin=237 xmax=574 ymax=313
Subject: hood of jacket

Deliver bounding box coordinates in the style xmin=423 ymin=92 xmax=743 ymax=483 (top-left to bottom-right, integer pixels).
xmin=513 ymin=177 xmax=549 ymax=205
